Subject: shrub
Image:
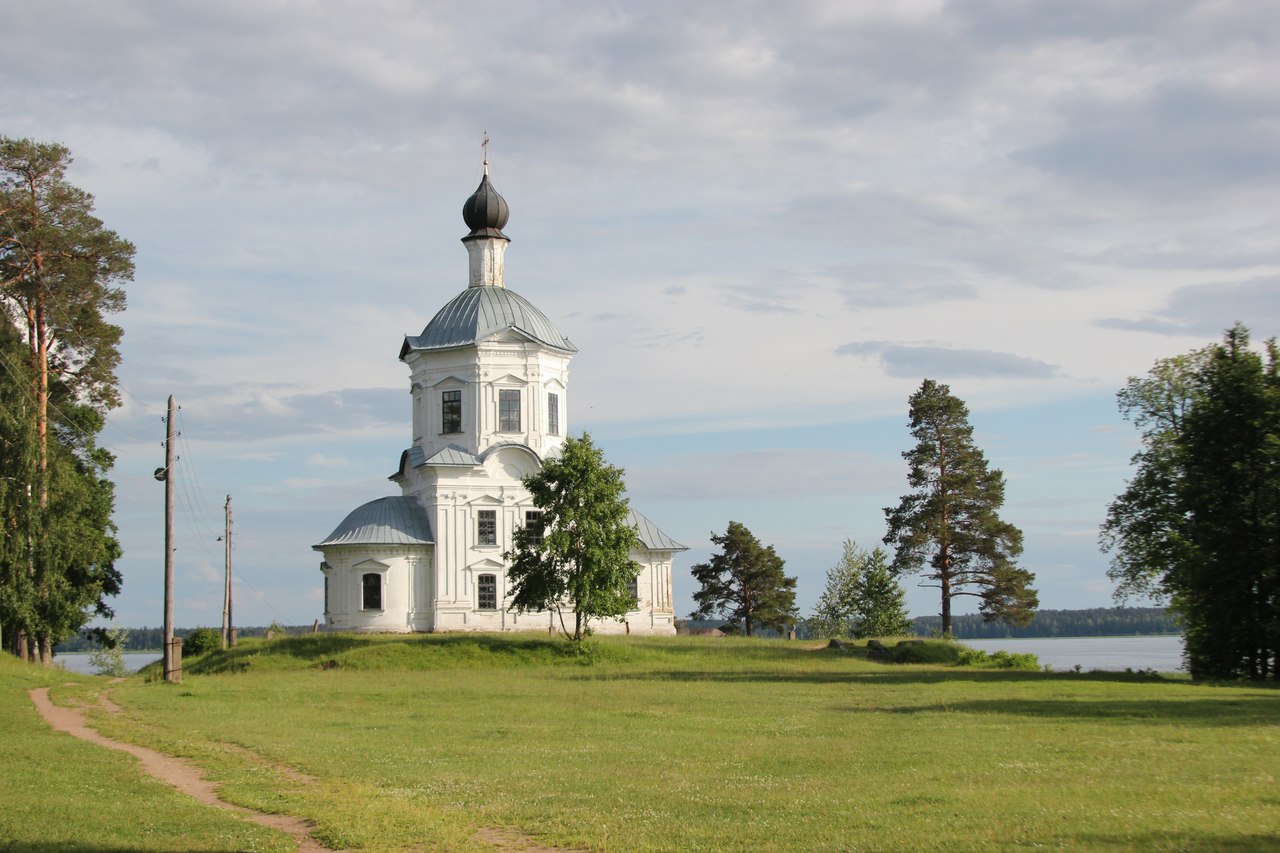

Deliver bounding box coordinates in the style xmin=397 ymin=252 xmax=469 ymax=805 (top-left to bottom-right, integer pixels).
xmin=887 ymin=639 xmax=963 ymax=665
xmin=182 ymin=628 xmax=222 ymax=657
xmin=87 ymin=625 xmax=130 ymax=677
xmin=956 ymin=647 xmax=1040 ymax=670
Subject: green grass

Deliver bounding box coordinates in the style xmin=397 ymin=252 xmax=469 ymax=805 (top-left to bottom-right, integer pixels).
xmin=0 ymin=654 xmax=292 ymax=852
xmin=18 ymin=634 xmax=1280 ymax=851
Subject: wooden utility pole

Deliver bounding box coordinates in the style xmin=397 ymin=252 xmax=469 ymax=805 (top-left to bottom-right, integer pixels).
xmin=222 ymin=495 xmax=233 ymax=650
xmin=156 ymin=395 xmax=178 ymax=683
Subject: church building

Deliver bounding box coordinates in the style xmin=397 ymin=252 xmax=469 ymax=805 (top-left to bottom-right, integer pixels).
xmin=314 ymin=162 xmax=684 ymax=635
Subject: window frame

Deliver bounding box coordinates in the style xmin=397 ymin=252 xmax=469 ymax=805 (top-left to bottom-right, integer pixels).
xmin=547 ymin=392 xmax=560 ymax=435
xmin=524 ymin=510 xmax=544 ymax=545
xmin=498 ymin=388 xmax=521 ymax=432
xmin=361 ymin=572 xmax=383 ymax=611
xmin=477 ymin=573 xmax=498 ymax=611
xmin=477 ymin=509 xmax=497 ymax=547
xmin=441 ymin=389 xmax=462 ymax=434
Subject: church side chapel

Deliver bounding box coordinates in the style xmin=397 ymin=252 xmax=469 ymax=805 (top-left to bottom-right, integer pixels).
xmin=314 ymin=156 xmax=684 ymax=635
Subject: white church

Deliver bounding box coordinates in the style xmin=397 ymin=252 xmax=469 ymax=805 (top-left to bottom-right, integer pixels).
xmin=314 ymin=162 xmax=684 ymax=635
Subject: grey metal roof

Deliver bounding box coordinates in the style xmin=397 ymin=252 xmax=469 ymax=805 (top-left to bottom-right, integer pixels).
xmin=424 ymin=445 xmax=483 ymax=466
xmin=629 ymin=508 xmax=687 ymax=552
xmin=314 ymin=496 xmax=434 ymax=549
xmin=401 ymin=286 xmax=577 ymax=356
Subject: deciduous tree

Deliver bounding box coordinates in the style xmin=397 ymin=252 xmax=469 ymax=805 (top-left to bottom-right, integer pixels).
xmin=883 ymin=379 xmax=1037 ymax=637
xmin=810 ymin=539 xmax=911 ymax=639
xmin=690 ymin=521 xmax=797 ymax=636
xmin=1102 ymin=326 xmax=1279 ymax=680
xmin=504 ymin=433 xmax=639 ymax=642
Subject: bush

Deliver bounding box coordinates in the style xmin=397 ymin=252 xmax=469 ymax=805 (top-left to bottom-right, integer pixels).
xmin=956 ymin=647 xmax=1040 ymax=670
xmin=88 ymin=625 xmax=130 ymax=677
xmin=885 ymin=639 xmax=964 ymax=665
xmin=182 ymin=627 xmax=222 ymax=657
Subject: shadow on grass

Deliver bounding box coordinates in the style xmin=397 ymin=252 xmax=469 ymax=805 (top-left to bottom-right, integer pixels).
xmin=1 ymin=847 xmax=237 ymax=853
xmin=1070 ymin=831 xmax=1280 ymax=850
xmin=864 ymin=695 xmax=1280 ymax=726
xmin=575 ymin=666 xmax=1175 ymax=687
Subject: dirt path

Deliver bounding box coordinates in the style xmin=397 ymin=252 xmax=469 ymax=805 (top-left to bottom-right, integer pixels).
xmin=29 ymin=687 xmax=339 ymax=853
xmin=30 ymin=687 xmax=588 ymax=853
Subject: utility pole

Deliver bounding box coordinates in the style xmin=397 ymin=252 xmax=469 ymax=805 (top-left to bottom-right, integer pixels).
xmin=222 ymin=495 xmax=233 ymax=649
xmin=156 ymin=395 xmax=178 ymax=682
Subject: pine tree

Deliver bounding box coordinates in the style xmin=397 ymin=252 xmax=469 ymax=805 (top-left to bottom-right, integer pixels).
xmin=504 ymin=433 xmax=639 ymax=642
xmin=690 ymin=521 xmax=797 ymax=636
xmin=884 ymin=379 xmax=1037 ymax=637
xmin=1 ymin=137 xmax=132 ymax=662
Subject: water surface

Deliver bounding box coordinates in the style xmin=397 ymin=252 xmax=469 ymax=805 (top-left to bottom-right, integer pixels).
xmin=963 ymin=635 xmax=1183 ymax=672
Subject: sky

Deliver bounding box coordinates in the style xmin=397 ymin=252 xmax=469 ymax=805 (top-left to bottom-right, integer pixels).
xmin=3 ymin=0 xmax=1278 ymax=630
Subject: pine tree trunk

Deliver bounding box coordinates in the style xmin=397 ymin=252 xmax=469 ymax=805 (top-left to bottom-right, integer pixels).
xmin=940 ymin=574 xmax=952 ymax=638
xmin=34 ymin=270 xmax=49 ymax=510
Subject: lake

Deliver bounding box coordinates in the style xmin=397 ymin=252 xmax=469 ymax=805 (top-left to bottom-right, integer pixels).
xmin=55 ymin=651 xmax=162 ymax=675
xmin=963 ymin=635 xmax=1184 ymax=672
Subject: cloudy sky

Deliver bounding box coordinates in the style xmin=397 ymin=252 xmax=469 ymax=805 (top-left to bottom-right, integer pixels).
xmin=4 ymin=1 xmax=1278 ymax=630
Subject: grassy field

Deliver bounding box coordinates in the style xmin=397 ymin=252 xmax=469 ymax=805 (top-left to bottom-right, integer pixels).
xmin=6 ymin=634 xmax=1279 ymax=852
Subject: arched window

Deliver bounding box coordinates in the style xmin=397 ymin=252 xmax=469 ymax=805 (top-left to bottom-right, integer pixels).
xmin=477 ymin=573 xmax=497 ymax=610
xmin=362 ymin=572 xmax=382 ymax=610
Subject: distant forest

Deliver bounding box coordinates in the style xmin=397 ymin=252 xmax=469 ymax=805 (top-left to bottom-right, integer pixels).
xmin=55 ymin=625 xmax=314 ymax=653
xmin=910 ymin=607 xmax=1179 ymax=639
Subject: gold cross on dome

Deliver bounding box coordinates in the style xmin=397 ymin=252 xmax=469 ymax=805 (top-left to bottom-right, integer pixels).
xmin=482 ymin=130 xmax=489 ymax=174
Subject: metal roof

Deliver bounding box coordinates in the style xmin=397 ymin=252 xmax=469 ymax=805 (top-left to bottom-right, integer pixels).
xmin=314 ymin=496 xmax=434 ymax=548
xmin=401 ymin=286 xmax=577 ymax=356
xmin=629 ymin=508 xmax=687 ymax=552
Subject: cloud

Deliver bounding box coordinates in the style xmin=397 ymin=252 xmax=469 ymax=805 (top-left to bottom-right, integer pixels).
xmin=837 ymin=341 xmax=1061 ymax=379
xmin=1015 ymin=79 xmax=1280 ymax=199
xmin=1098 ymin=276 xmax=1280 ymax=338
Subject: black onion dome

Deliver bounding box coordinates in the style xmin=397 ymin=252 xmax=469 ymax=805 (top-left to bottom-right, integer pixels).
xmin=461 ymin=174 xmax=510 ymax=241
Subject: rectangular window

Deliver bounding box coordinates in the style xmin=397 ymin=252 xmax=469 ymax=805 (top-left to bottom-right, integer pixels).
xmin=627 ymin=575 xmax=639 ymax=606
xmin=477 ymin=509 xmax=497 ymax=546
xmin=442 ymin=390 xmax=462 ymax=434
xmin=362 ymin=572 xmax=382 ymax=610
xmin=499 ymin=389 xmax=521 ymax=432
xmin=547 ymin=393 xmax=560 ymax=435
xmin=525 ymin=510 xmax=544 ymax=544
xmin=477 ymin=573 xmax=497 ymax=610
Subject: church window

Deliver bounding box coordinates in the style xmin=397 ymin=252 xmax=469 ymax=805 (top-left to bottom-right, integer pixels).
xmin=324 ymin=575 xmax=329 ymax=614
xmin=477 ymin=509 xmax=497 ymax=546
xmin=627 ymin=575 xmax=639 ymax=608
xmin=524 ymin=510 xmax=544 ymax=544
xmin=442 ymin=390 xmax=462 ymax=434
xmin=548 ymin=393 xmax=560 ymax=435
xmin=362 ymin=572 xmax=382 ymax=610
xmin=477 ymin=573 xmax=497 ymax=610
xmin=499 ymin=389 xmax=521 ymax=431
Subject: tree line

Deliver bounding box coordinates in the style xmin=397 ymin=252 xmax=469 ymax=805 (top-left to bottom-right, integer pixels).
xmin=56 ymin=624 xmax=313 ymax=653
xmin=910 ymin=607 xmax=1179 ymax=639
xmin=1 ymin=137 xmax=133 ymax=663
